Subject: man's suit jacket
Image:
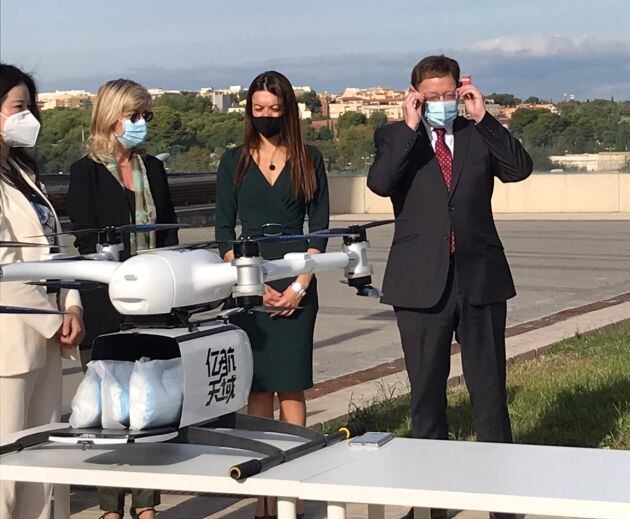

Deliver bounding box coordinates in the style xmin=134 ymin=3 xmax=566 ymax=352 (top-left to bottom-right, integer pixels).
xmin=0 ymin=160 xmax=82 ymax=376
xmin=66 ymin=154 xmax=178 ymax=347
xmin=367 ymin=113 xmax=533 ymax=309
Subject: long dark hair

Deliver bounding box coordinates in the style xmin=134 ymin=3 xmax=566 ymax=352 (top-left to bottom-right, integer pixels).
xmin=235 ymin=71 xmax=316 ymax=201
xmin=0 ymin=63 xmax=42 ymax=190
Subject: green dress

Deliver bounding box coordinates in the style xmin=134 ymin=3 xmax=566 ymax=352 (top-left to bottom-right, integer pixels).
xmin=215 ymin=145 xmax=329 ymax=392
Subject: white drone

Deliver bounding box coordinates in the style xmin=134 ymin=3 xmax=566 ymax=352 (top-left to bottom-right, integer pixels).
xmin=0 ymin=222 xmax=390 ymax=479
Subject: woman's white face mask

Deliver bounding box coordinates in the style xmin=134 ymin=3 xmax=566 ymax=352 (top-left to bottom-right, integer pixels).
xmin=0 ymin=110 xmax=41 ymax=147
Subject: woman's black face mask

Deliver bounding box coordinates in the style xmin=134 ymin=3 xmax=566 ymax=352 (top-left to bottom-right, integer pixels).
xmin=252 ymin=116 xmax=282 ymax=138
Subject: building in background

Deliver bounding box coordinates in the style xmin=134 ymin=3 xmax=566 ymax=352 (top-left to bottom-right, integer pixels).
xmin=147 ymin=88 xmax=183 ymax=99
xmin=328 ymin=87 xmax=405 ymax=120
xmin=37 ymin=90 xmax=95 ymax=110
xmin=293 ymin=85 xmax=312 ymax=97
xmin=211 ymin=92 xmax=234 ymax=112
xmin=549 ymin=152 xmax=630 ymax=172
xmin=298 ymin=102 xmax=312 ymax=120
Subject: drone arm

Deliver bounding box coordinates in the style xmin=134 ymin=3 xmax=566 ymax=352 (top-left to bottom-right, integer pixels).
xmin=0 ymin=260 xmax=119 ymax=284
xmin=262 ymin=251 xmax=354 ymax=282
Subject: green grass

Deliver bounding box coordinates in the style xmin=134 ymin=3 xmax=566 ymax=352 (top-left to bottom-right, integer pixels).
xmin=340 ymin=324 xmax=630 ymax=449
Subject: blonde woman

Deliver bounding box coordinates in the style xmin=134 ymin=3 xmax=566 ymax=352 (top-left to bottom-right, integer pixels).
xmin=1 ymin=63 xmax=85 ymax=519
xmin=67 ymin=79 xmax=178 ymax=519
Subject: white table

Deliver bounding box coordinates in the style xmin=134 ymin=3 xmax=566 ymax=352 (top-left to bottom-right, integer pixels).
xmin=2 ymin=427 xmax=629 ymax=519
xmin=296 ymin=438 xmax=630 ymax=519
xmin=0 ymin=424 xmax=321 ymax=519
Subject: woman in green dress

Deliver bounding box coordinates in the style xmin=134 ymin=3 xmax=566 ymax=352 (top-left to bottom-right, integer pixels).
xmin=215 ymin=70 xmax=329 ymax=518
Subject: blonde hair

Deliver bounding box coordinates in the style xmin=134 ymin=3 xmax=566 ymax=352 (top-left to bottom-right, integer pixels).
xmin=87 ymin=79 xmax=152 ymax=164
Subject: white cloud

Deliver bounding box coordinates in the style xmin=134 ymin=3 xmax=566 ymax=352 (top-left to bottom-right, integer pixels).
xmin=470 ymin=34 xmax=630 ymax=58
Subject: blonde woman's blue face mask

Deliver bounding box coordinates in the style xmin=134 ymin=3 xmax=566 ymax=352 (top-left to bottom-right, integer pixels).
xmin=117 ymin=118 xmax=148 ymax=149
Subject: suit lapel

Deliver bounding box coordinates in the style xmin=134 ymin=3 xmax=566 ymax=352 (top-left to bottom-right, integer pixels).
xmin=449 ymin=117 xmax=472 ymax=200
xmin=7 ymin=159 xmax=62 ymax=246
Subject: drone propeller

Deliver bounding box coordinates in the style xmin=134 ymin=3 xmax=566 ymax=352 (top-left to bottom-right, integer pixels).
xmin=143 ymin=220 xmax=393 ymax=253
xmin=139 ymin=240 xmax=223 ymax=253
xmin=316 ymin=219 xmax=395 ymax=236
xmin=0 ymin=305 xmax=66 ymax=315
xmin=26 ymin=280 xmax=103 ymax=291
xmin=143 ymin=233 xmax=352 ymax=254
xmin=0 ymin=240 xmax=65 ymax=249
xmin=29 ymin=223 xmax=189 ymax=239
xmin=251 ymin=305 xmax=304 ymax=314
xmin=218 ymin=305 xmax=304 ymax=319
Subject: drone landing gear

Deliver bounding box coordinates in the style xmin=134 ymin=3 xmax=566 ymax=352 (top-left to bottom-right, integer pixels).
xmin=168 ymin=413 xmax=364 ymax=480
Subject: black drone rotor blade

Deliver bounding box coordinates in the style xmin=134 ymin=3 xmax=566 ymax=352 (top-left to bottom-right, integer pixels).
xmin=0 ymin=240 xmax=61 ymax=248
xmin=220 ymin=305 xmax=304 ymax=318
xmin=27 ymin=228 xmax=101 ymax=238
xmin=26 ymin=280 xmax=102 ymax=291
xmin=0 ymin=305 xmax=66 ymax=315
xmin=29 ymin=223 xmax=190 ymax=240
xmin=315 ymin=220 xmax=395 ymax=235
xmin=117 ymin=223 xmax=189 ymax=233
xmin=252 ymin=305 xmax=304 ymax=313
xmin=253 ymin=232 xmax=352 ymax=243
xmin=358 ymin=219 xmax=395 ymax=230
xmin=141 ymin=240 xmax=224 ymax=253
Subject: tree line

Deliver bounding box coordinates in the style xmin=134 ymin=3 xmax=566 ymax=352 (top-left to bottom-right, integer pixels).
xmin=34 ymin=91 xmax=630 ymax=174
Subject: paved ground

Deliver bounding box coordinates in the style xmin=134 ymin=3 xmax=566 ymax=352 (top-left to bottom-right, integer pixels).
xmin=55 ymin=217 xmax=629 ymax=519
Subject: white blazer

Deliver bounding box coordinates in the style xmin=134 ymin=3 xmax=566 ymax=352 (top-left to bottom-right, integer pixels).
xmin=0 ymin=159 xmax=82 ymax=376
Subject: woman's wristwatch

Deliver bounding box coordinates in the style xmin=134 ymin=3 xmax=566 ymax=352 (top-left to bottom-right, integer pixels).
xmin=290 ymin=281 xmax=307 ymax=297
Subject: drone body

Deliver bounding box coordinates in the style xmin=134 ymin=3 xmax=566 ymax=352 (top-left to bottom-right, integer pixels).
xmin=0 ymin=222 xmax=390 ymax=437
xmin=1 ymin=238 xmax=377 ymax=316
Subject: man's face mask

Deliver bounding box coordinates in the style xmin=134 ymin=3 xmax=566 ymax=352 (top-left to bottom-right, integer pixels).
xmin=423 ymin=100 xmax=458 ymax=129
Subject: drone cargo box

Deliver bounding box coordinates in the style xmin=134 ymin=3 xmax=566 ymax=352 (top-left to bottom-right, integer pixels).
xmin=89 ymin=323 xmax=253 ymax=429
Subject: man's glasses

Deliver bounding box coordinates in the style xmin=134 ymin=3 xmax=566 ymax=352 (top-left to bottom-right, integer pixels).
xmin=424 ymin=92 xmax=457 ymax=103
xmin=129 ymin=111 xmax=154 ymax=123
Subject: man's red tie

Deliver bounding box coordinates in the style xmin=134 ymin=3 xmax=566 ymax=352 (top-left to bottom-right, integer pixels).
xmin=434 ymin=128 xmax=455 ymax=253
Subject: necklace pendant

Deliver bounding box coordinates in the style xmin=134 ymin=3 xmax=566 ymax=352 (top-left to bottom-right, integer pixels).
xmin=269 ymin=164 xmax=276 ymax=171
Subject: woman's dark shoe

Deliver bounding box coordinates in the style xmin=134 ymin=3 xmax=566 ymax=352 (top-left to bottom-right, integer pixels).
xmin=134 ymin=508 xmax=156 ymax=519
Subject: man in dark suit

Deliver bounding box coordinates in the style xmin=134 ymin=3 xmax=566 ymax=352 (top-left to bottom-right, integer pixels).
xmin=368 ymin=55 xmax=532 ymax=519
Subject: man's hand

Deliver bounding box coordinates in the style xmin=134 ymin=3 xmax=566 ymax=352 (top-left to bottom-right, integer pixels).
xmin=57 ymin=305 xmax=85 ymax=349
xmin=403 ymin=89 xmax=425 ymax=131
xmin=457 ymin=84 xmax=486 ymax=123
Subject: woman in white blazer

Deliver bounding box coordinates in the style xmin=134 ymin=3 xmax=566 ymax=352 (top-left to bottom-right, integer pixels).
xmin=0 ymin=64 xmax=85 ymax=519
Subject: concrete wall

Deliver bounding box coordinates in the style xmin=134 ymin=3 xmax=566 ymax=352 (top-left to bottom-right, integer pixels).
xmin=329 ymin=173 xmax=630 ymax=214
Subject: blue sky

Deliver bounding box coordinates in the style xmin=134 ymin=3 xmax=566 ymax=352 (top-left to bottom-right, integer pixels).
xmin=3 ymin=0 xmax=629 ymax=100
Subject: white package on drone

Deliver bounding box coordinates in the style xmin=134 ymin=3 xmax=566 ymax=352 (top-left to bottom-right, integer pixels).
xmin=129 ymin=357 xmax=184 ymax=431
xmin=92 ymin=359 xmax=134 ymax=429
xmin=69 ymin=361 xmax=102 ymax=428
